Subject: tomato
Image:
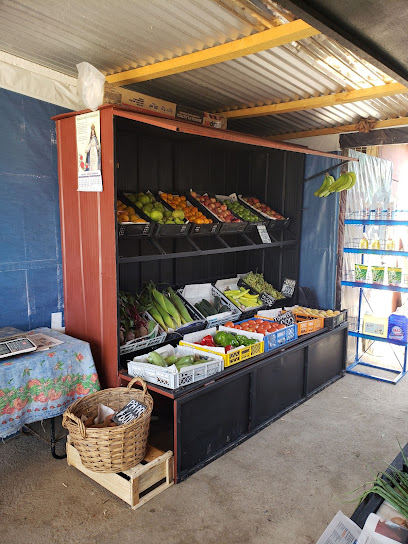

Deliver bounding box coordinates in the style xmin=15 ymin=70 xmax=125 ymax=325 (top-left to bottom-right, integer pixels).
xmin=224 ymin=321 xmax=234 ymax=328
xmin=247 ymin=327 xmax=256 ymax=332
xmin=257 ymin=326 xmax=268 ymax=335
xmin=265 ymin=323 xmax=273 ymax=332
xmin=246 ymin=320 xmax=255 ymax=327
xmin=255 ymin=319 xmax=264 ymax=324
xmin=234 ymin=324 xmax=242 ymax=330
xmin=276 ymin=324 xmax=286 ymax=330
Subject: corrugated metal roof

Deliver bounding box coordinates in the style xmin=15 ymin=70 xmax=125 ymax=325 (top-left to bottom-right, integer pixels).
xmin=0 ymin=0 xmax=407 ymax=137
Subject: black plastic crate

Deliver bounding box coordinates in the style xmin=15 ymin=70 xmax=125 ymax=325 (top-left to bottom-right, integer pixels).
xmin=117 ymin=192 xmax=155 ymax=237
xmin=238 ymin=196 xmax=290 ymax=231
xmin=188 ymin=192 xmax=247 ymax=234
xmin=237 ymin=278 xmax=284 ymax=308
xmin=124 ymin=191 xmax=191 ymax=237
xmin=216 ymin=195 xmax=268 ymax=234
xmin=157 ymin=192 xmax=220 ymax=236
xmin=324 ymin=309 xmax=348 ymax=330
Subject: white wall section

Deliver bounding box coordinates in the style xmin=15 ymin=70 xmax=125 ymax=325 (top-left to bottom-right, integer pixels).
xmin=0 ymin=52 xmax=80 ymax=110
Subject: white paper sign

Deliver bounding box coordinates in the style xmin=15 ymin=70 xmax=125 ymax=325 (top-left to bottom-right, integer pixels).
xmin=75 ymin=111 xmax=103 ymax=192
xmin=257 ymin=225 xmax=271 ymax=244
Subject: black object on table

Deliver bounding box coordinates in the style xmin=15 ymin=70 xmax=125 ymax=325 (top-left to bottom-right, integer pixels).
xmin=351 ymin=443 xmax=408 ymax=528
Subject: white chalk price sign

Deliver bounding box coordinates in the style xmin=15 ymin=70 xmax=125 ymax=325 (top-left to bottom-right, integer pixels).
xmin=281 ymin=278 xmax=296 ymax=298
xmin=257 ymin=225 xmax=271 ymax=244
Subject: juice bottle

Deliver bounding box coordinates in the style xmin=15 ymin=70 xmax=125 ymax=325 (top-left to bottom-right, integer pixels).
xmin=359 ymin=233 xmax=369 ymax=249
xmin=371 ymin=233 xmax=380 ymax=250
xmin=386 ymin=238 xmax=395 ymax=250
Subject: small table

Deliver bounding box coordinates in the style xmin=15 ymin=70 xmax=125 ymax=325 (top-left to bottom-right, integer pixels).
xmin=0 ymin=327 xmax=100 ymax=455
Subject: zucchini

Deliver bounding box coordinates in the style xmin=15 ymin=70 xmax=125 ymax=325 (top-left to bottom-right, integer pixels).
xmin=195 ymin=302 xmax=209 ymax=317
xmin=202 ymin=299 xmax=217 ymax=315
xmin=218 ymin=304 xmax=230 ymax=313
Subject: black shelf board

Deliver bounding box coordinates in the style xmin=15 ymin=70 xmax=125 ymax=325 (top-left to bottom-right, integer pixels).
xmin=118 ymin=237 xmax=297 ymax=263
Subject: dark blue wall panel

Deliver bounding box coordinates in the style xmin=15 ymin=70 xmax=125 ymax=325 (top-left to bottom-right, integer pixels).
xmin=0 ymin=88 xmax=69 ymax=331
xmin=299 ymin=154 xmax=341 ymax=310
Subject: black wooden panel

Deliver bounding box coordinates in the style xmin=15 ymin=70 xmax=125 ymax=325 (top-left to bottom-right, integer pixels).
xmin=253 ymin=349 xmax=305 ymax=427
xmin=178 ymin=374 xmax=251 ymax=475
xmin=307 ymin=327 xmax=346 ymax=393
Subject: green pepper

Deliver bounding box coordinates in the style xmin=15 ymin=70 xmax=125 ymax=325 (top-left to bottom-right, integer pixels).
xmin=214 ymin=331 xmax=229 ymax=347
xmin=235 ymin=335 xmax=248 ymax=346
xmin=246 ymin=339 xmax=257 ymax=346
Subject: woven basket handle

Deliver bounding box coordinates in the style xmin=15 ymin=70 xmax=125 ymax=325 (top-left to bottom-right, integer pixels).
xmin=126 ymin=376 xmax=147 ymax=397
xmin=62 ymin=410 xmax=87 ymax=439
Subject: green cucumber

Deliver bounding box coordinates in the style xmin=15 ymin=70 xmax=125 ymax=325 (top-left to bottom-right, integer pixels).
xmin=195 ymin=302 xmax=209 ymax=317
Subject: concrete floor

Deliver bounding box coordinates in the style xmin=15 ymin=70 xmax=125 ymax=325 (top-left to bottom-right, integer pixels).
xmin=1 ymin=372 xmax=408 ymax=544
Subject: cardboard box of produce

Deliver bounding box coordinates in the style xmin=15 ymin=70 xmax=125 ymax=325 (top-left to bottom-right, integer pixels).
xmin=104 ymin=83 xmax=227 ymax=129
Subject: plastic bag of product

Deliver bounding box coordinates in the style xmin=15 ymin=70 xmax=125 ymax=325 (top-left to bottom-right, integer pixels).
xmin=76 ymin=62 xmax=105 ymax=111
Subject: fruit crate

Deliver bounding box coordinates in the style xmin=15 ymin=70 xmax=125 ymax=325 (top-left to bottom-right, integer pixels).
xmin=117 ymin=192 xmax=155 ymax=237
xmin=188 ymin=192 xmax=247 ymax=234
xmin=214 ymin=277 xmax=265 ymax=320
xmin=238 ymin=196 xmax=290 ymax=231
xmin=67 ymin=436 xmax=173 ymax=510
xmin=158 ymin=191 xmax=220 ymax=235
xmin=119 ymin=311 xmax=167 ymax=356
xmin=127 ymin=344 xmax=224 ymax=390
xmin=215 ymin=193 xmax=267 ymax=233
xmin=294 ymin=315 xmax=325 ymax=336
xmin=227 ymin=319 xmax=298 ymax=352
xmin=164 ymin=294 xmax=207 ymax=343
xmin=324 ymin=310 xmax=348 ymax=330
xmin=124 ymin=191 xmax=191 ymax=237
xmin=177 ymin=284 xmax=241 ymax=328
xmin=180 ymin=326 xmax=264 ymax=367
xmin=237 ymin=278 xmax=284 ymax=308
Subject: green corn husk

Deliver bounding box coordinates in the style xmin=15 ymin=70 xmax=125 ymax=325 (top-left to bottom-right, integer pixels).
xmin=147 ymin=305 xmax=167 ymax=331
xmin=167 ymin=287 xmax=193 ymax=323
xmin=151 ymin=300 xmax=174 ymax=329
xmin=152 ymin=289 xmax=181 ymax=327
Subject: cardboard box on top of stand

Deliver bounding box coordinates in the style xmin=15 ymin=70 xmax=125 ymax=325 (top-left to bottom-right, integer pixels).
xmin=104 ymin=82 xmax=227 ymax=129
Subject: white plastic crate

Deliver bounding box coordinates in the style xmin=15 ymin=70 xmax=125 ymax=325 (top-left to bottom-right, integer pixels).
xmin=178 ymin=283 xmax=241 ymax=327
xmin=120 ymin=311 xmax=166 ymax=356
xmin=127 ymin=344 xmax=224 ymax=389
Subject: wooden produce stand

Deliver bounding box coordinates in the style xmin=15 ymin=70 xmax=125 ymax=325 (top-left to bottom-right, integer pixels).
xmin=53 ymin=105 xmax=349 ymax=482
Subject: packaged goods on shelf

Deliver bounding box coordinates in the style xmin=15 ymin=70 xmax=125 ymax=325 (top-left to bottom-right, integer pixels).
xmin=388 ymin=313 xmax=408 ymax=343
xmin=362 ymin=314 xmax=388 ymax=338
xmin=180 ymin=326 xmax=264 ymax=367
xmin=127 ymin=344 xmax=224 ymax=389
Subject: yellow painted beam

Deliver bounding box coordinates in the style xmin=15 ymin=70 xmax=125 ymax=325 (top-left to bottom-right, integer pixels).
xmin=106 ymin=20 xmax=320 ymax=85
xmin=269 ymin=116 xmax=408 ymax=140
xmin=221 ymin=82 xmax=407 ymax=119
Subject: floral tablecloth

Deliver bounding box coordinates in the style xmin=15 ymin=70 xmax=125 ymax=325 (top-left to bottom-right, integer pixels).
xmin=0 ymin=327 xmax=100 ymax=439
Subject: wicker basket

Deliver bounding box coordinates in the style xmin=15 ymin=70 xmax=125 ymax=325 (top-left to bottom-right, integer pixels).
xmin=62 ymin=377 xmax=153 ymax=473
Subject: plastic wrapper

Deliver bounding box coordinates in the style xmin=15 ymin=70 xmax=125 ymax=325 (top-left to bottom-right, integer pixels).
xmin=76 ymin=62 xmax=105 ymax=111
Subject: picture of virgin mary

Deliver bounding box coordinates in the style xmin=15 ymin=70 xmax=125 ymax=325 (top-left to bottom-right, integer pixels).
xmin=85 ymin=124 xmax=101 ymax=171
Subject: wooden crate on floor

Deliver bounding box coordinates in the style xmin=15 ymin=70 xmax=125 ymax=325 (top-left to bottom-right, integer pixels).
xmin=66 ymin=436 xmax=174 ymax=509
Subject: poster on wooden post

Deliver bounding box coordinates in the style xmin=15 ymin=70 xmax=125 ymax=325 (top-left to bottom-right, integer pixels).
xmin=75 ymin=111 xmax=103 ymax=191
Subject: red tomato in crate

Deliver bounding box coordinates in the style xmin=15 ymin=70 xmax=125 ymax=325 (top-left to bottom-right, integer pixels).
xmin=224 ymin=321 xmax=234 ymax=328
xmin=234 ymin=324 xmax=242 ymax=330
xmin=276 ymin=324 xmax=286 ymax=330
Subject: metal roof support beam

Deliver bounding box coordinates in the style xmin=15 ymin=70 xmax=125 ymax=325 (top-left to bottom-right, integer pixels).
xmin=105 ymin=20 xmax=319 ymax=86
xmin=269 ymin=116 xmax=408 ymax=140
xmin=221 ymin=82 xmax=407 ymax=119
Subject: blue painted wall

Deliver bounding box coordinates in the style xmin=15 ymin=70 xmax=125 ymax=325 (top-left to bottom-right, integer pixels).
xmin=299 ymin=154 xmax=341 ymax=309
xmin=0 ymin=89 xmax=70 ymax=330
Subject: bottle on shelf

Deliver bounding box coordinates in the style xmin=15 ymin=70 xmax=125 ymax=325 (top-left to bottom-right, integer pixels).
xmin=363 ymin=201 xmax=371 ymax=220
xmin=359 ymin=233 xmax=369 ymax=249
xmin=371 ymin=233 xmax=381 ymax=250
xmin=375 ymin=200 xmax=383 ymax=221
xmin=387 ymin=201 xmax=395 ymax=221
xmin=386 ymin=237 xmax=395 ymax=250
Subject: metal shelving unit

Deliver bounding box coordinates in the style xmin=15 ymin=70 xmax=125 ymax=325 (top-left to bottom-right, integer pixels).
xmin=343 ymin=214 xmax=408 ymax=384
